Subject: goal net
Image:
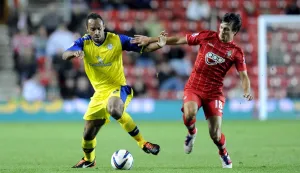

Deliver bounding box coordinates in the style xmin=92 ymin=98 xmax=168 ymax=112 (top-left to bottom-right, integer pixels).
xmin=258 ymin=15 xmax=300 ymax=120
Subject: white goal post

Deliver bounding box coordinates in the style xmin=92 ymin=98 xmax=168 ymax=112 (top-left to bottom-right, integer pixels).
xmin=258 ymin=15 xmax=300 ymax=121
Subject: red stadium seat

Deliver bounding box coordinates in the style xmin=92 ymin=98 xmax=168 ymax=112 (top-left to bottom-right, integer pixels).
xmin=268 ymin=77 xmax=287 ymax=88
xmin=157 ymin=10 xmax=173 ymax=20
xmin=215 ymin=0 xmax=225 ymax=9
xmin=144 ymin=77 xmax=158 ymax=89
xmin=119 ymin=21 xmax=133 ymax=32
xmin=287 ymin=65 xmax=300 ymax=76
xmin=259 ymin=0 xmax=271 ymax=9
xmin=148 ymin=89 xmax=159 ymax=99
xmin=268 ymin=66 xmax=287 ymax=76
xmin=288 ymin=77 xmax=299 ymax=87
xmin=143 ymin=67 xmax=156 ymax=77
xmin=275 ymin=0 xmax=287 ymax=9
xmin=227 ymin=0 xmax=242 ymax=9
xmin=126 ymin=66 xmax=136 ymax=77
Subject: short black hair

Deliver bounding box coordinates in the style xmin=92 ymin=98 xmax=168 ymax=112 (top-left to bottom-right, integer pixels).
xmin=86 ymin=13 xmax=104 ymax=27
xmin=222 ymin=13 xmax=242 ymax=34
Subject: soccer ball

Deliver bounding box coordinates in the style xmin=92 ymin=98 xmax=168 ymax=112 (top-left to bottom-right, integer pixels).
xmin=111 ymin=149 xmax=134 ymax=170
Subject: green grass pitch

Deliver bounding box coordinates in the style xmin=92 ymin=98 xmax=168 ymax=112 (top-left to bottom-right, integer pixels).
xmin=0 ymin=120 xmax=299 ymax=173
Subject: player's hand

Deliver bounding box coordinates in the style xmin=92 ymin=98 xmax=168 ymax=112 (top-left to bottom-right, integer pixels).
xmin=130 ymin=35 xmax=150 ymax=46
xmin=74 ymin=51 xmax=84 ymax=59
xmin=157 ymin=31 xmax=167 ymax=48
xmin=157 ymin=31 xmax=168 ymax=47
xmin=243 ymin=93 xmax=253 ymax=101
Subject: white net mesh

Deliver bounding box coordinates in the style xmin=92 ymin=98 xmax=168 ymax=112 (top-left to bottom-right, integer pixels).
xmin=267 ymin=23 xmax=300 ymax=99
xmin=261 ymin=18 xmax=300 ymax=119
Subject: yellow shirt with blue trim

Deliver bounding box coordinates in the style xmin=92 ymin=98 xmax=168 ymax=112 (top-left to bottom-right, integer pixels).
xmin=66 ymin=32 xmax=142 ymax=99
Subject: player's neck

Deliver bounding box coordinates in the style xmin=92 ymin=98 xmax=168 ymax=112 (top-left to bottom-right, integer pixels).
xmin=222 ymin=39 xmax=233 ymax=43
xmin=220 ymin=37 xmax=233 ymax=43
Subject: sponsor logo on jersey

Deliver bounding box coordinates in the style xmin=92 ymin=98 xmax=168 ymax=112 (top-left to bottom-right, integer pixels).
xmin=205 ymin=52 xmax=225 ymax=65
xmin=107 ymin=43 xmax=113 ymax=50
xmin=89 ymin=56 xmax=112 ymax=67
xmin=226 ymin=50 xmax=232 ymax=57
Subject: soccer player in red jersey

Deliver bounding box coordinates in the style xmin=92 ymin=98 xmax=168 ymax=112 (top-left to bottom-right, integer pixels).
xmin=131 ymin=13 xmax=253 ymax=168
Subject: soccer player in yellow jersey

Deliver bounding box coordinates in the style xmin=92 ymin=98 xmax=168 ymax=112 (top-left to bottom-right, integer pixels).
xmin=62 ymin=13 xmax=167 ymax=168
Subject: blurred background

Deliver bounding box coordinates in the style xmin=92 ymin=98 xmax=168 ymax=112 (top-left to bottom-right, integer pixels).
xmin=0 ymin=0 xmax=299 ymax=121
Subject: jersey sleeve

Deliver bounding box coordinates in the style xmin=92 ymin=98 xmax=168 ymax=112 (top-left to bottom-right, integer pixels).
xmin=118 ymin=34 xmax=142 ymax=53
xmin=234 ymin=48 xmax=247 ymax=71
xmin=66 ymin=37 xmax=84 ymax=51
xmin=186 ymin=30 xmax=212 ymax=45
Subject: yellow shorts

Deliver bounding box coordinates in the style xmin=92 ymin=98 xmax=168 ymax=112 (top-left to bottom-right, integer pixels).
xmin=83 ymin=85 xmax=133 ymax=123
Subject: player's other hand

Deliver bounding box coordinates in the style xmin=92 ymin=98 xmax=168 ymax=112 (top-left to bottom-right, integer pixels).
xmin=157 ymin=31 xmax=167 ymax=48
xmin=131 ymin=35 xmax=150 ymax=46
xmin=243 ymin=93 xmax=253 ymax=101
xmin=74 ymin=51 xmax=84 ymax=59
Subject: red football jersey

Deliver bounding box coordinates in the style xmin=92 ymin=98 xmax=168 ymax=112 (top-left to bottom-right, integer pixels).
xmin=185 ymin=30 xmax=247 ymax=101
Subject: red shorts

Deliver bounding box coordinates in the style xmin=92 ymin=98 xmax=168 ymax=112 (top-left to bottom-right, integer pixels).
xmin=181 ymin=89 xmax=224 ymax=119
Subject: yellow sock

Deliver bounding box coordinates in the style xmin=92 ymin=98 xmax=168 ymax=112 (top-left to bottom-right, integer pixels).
xmin=118 ymin=112 xmax=146 ymax=148
xmin=82 ymin=138 xmax=96 ymax=162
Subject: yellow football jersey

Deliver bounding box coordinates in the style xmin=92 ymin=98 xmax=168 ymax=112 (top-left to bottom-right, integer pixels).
xmin=67 ymin=32 xmax=142 ymax=99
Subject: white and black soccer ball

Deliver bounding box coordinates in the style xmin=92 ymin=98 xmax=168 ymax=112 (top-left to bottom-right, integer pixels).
xmin=111 ymin=149 xmax=134 ymax=170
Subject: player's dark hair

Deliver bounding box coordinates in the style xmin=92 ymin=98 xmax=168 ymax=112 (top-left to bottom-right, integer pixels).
xmin=222 ymin=13 xmax=242 ymax=34
xmin=86 ymin=13 xmax=104 ymax=27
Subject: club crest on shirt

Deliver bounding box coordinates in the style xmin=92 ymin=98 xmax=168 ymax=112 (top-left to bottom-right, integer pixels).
xmin=107 ymin=43 xmax=113 ymax=50
xmin=205 ymin=52 xmax=225 ymax=65
xmin=226 ymin=50 xmax=232 ymax=58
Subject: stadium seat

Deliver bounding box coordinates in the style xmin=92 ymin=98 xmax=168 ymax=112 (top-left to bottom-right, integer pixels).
xmin=268 ymin=66 xmax=287 ymax=76
xmin=148 ymin=89 xmax=159 ymax=98
xmin=226 ymin=0 xmax=235 ymax=9
xmin=259 ymin=0 xmax=271 ymax=9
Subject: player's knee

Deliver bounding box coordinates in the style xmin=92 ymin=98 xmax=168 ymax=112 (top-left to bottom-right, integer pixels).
xmin=108 ymin=106 xmax=123 ymax=120
xmin=107 ymin=97 xmax=124 ymax=119
xmin=184 ymin=102 xmax=198 ymax=121
xmin=83 ymin=131 xmax=96 ymax=141
xmin=185 ymin=108 xmax=197 ymax=121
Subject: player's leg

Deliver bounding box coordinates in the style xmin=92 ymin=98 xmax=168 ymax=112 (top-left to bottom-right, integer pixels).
xmin=107 ymin=86 xmax=160 ymax=155
xmin=72 ymin=119 xmax=106 ymax=168
xmin=204 ymin=100 xmax=232 ymax=168
xmin=107 ymin=96 xmax=146 ymax=145
xmin=182 ymin=89 xmax=201 ymax=154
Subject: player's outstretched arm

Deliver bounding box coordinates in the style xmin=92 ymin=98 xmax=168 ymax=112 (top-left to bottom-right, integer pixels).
xmin=131 ymin=32 xmax=187 ymax=46
xmin=62 ymin=37 xmax=84 ymax=60
xmin=239 ymin=71 xmax=253 ymax=101
xmin=143 ymin=31 xmax=167 ymax=52
xmin=62 ymin=51 xmax=84 ymax=61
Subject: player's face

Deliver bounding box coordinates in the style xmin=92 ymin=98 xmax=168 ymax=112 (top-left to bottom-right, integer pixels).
xmin=219 ymin=22 xmax=235 ymax=43
xmin=87 ymin=18 xmax=105 ymax=44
